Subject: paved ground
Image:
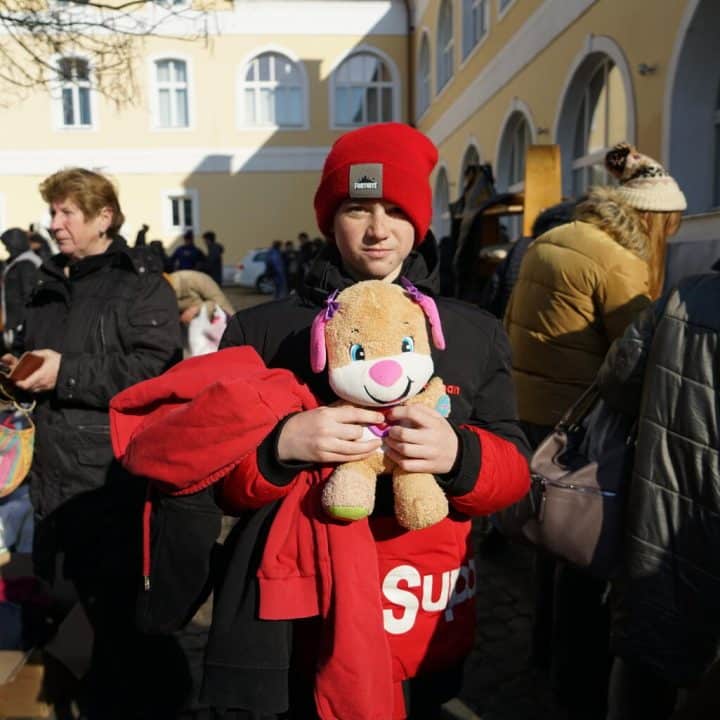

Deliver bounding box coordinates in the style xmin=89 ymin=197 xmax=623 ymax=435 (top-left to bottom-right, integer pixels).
xmin=453 ymin=524 xmax=558 ymax=720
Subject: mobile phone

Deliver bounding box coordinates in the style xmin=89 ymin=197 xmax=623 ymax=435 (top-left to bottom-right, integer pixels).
xmin=3 ymin=353 xmax=44 ymax=383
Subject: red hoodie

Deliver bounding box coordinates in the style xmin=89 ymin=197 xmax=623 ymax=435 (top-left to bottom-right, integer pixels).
xmin=110 ymin=347 xmax=530 ymax=720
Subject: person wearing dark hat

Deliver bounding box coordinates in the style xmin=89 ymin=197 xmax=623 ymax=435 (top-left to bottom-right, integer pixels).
xmin=503 ymin=143 xmax=687 ymax=719
xmin=208 ymin=122 xmax=531 ymax=719
xmin=0 ymin=227 xmax=41 ymax=352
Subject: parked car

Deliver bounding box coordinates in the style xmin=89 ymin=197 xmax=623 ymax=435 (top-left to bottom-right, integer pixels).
xmin=223 ymin=249 xmax=275 ymax=294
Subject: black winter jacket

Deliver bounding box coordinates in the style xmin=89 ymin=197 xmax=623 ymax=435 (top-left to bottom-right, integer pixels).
xmin=21 ymin=238 xmax=182 ymax=581
xmin=0 ymin=227 xmax=42 ymax=349
xmin=598 ymin=273 xmax=720 ymax=685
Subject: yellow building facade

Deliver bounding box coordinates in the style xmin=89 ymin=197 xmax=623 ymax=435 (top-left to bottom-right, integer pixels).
xmin=0 ymin=0 xmax=718 ymax=262
xmin=0 ymin=1 xmax=410 ymax=260
xmin=415 ymin=0 xmax=720 ymax=249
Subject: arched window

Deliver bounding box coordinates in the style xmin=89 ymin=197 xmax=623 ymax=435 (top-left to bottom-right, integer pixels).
xmin=569 ymin=57 xmax=626 ymax=195
xmin=241 ymin=52 xmax=304 ymax=128
xmin=666 ymin=1 xmax=719 ymax=213
xmin=436 ymin=0 xmax=454 ymax=93
xmin=498 ymin=112 xmax=532 ymax=192
xmin=461 ymin=0 xmax=488 ymax=60
xmin=154 ymin=58 xmax=189 ymax=128
xmin=333 ymin=52 xmax=395 ymax=127
xmin=58 ymin=57 xmax=91 ymax=127
xmin=432 ymin=168 xmax=451 ymax=240
xmin=417 ymin=34 xmax=431 ymax=118
xmin=460 ymin=144 xmax=480 ymax=183
xmin=714 ymin=81 xmax=720 ymax=207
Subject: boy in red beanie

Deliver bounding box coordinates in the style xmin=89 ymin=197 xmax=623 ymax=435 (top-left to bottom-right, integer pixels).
xmin=209 ymin=122 xmax=531 ymax=719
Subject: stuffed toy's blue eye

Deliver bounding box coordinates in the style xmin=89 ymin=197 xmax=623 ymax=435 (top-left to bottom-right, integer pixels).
xmin=350 ymin=343 xmax=366 ymax=361
xmin=401 ymin=336 xmax=414 ymax=353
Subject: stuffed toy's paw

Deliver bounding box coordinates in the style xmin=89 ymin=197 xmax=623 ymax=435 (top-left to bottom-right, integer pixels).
xmin=394 ymin=471 xmax=449 ymax=530
xmin=321 ymin=462 xmax=377 ymax=521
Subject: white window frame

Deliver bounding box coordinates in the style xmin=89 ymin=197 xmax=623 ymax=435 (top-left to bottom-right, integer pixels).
xmin=237 ymin=47 xmax=308 ymax=131
xmin=51 ymin=53 xmax=98 ymax=132
xmin=496 ymin=103 xmax=535 ymax=239
xmin=150 ymin=55 xmax=194 ymax=131
xmin=416 ymin=31 xmax=431 ymax=119
xmin=497 ymin=111 xmax=533 ymax=194
xmin=436 ymin=0 xmax=454 ymax=94
xmin=461 ymin=0 xmax=489 ymax=62
xmin=432 ymin=165 xmax=451 ymax=240
xmin=162 ymin=188 xmax=199 ymax=235
xmin=554 ymin=37 xmax=635 ymax=198
xmin=570 ymin=58 xmax=617 ymax=196
xmin=497 ymin=0 xmax=518 ymax=22
xmin=329 ymin=45 xmax=400 ymax=129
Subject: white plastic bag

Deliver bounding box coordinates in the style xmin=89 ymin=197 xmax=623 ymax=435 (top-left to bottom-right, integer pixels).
xmin=187 ymin=304 xmax=227 ymax=357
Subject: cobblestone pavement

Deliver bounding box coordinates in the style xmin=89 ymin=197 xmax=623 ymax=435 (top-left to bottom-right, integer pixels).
xmin=449 ymin=523 xmax=559 ymax=720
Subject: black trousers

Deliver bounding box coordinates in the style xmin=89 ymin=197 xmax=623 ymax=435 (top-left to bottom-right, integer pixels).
xmin=606 ymin=657 xmax=679 ymax=720
xmin=34 ymin=493 xmax=193 ymax=720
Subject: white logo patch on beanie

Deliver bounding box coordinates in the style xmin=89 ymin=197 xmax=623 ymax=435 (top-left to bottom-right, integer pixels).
xmin=349 ymin=163 xmax=383 ymax=198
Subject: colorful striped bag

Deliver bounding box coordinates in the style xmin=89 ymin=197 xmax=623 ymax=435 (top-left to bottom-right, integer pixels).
xmin=0 ymin=387 xmax=35 ymax=498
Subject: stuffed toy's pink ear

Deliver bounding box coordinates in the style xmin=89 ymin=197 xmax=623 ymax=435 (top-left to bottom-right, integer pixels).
xmin=310 ymin=290 xmax=340 ymax=373
xmin=400 ymin=277 xmax=446 ymax=350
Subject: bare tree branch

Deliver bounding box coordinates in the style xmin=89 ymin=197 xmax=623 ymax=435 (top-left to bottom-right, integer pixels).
xmin=0 ymin=0 xmax=214 ymax=105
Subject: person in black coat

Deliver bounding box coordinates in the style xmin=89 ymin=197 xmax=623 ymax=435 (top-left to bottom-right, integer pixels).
xmin=479 ymin=200 xmax=577 ymax=318
xmin=0 ymin=227 xmax=41 ymax=352
xmin=2 ymin=168 xmax=184 ymax=719
xmin=598 ymin=273 xmax=720 ymax=719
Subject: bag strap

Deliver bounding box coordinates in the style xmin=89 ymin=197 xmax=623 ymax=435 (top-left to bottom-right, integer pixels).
xmin=0 ymin=381 xmax=36 ymax=418
xmin=557 ymin=381 xmax=601 ymax=432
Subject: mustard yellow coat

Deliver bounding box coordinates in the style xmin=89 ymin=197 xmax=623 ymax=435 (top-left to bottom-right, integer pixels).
xmin=504 ymin=219 xmax=650 ymax=427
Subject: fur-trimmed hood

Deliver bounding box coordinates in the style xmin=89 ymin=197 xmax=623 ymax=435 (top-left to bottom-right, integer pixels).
xmin=574 ymin=186 xmax=649 ymax=260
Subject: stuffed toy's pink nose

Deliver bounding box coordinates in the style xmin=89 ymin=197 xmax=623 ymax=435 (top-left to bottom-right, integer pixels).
xmin=369 ymin=359 xmax=403 ymax=387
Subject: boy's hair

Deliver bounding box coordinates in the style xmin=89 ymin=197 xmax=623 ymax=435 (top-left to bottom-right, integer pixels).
xmin=39 ymin=168 xmax=125 ymax=235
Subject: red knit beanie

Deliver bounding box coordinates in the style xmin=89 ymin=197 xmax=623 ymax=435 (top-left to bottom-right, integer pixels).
xmin=314 ymin=123 xmax=439 ymax=245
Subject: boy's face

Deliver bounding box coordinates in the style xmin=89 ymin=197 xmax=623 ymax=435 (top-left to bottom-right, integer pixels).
xmin=332 ymin=199 xmax=415 ymax=282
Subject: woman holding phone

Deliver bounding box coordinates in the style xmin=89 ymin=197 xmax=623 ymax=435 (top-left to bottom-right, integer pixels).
xmin=1 ymin=168 xmax=183 ymax=719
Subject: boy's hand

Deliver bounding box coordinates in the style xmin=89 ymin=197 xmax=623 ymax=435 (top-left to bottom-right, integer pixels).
xmin=384 ymin=404 xmax=459 ymax=474
xmin=277 ymin=405 xmax=384 ymax=463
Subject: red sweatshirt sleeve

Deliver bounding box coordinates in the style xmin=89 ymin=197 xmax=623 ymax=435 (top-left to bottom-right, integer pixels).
xmin=447 ymin=427 xmax=530 ymax=516
xmin=216 ymin=439 xmax=296 ymax=512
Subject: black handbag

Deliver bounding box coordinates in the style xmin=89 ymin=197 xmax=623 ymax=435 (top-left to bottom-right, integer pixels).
xmin=496 ymin=383 xmax=636 ymax=578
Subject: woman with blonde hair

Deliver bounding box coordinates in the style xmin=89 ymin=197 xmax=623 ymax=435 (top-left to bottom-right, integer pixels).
xmin=1 ymin=167 xmax=183 ymax=718
xmin=505 ymin=143 xmax=686 ymax=443
xmin=504 ymin=142 xmax=686 ymax=720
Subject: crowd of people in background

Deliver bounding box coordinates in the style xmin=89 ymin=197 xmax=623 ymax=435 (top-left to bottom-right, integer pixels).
xmin=0 ymin=124 xmax=719 ymax=720
xmin=262 ymin=232 xmax=324 ymax=299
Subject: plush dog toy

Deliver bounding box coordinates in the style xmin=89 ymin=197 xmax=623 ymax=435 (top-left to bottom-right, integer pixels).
xmin=310 ymin=278 xmax=451 ymax=530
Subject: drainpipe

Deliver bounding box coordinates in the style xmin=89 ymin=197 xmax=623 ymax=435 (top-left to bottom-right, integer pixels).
xmin=402 ymin=0 xmax=415 ymax=126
